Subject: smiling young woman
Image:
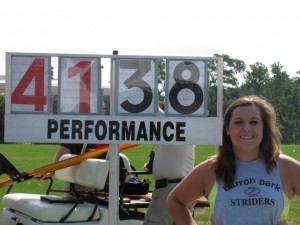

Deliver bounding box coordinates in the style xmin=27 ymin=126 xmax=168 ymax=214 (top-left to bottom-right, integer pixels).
xmin=166 ymin=95 xmax=300 ymax=225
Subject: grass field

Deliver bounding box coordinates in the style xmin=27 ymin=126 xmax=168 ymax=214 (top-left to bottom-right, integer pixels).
xmin=0 ymin=143 xmax=299 ymax=224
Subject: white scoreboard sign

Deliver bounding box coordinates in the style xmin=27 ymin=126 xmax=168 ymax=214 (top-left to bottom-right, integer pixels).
xmin=5 ymin=53 xmax=223 ymax=145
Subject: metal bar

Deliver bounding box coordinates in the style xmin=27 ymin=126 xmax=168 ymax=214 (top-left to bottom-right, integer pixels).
xmin=108 ymin=50 xmax=120 ymax=225
xmin=217 ymin=57 xmax=223 ymax=118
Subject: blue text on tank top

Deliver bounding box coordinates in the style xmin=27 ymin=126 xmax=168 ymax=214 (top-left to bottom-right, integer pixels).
xmin=213 ymin=158 xmax=284 ymax=225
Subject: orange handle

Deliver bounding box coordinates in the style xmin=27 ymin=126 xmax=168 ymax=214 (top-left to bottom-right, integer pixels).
xmin=0 ymin=144 xmax=139 ymax=188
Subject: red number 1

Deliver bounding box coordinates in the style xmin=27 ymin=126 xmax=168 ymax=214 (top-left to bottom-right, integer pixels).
xmin=68 ymin=61 xmax=91 ymax=113
xmin=11 ymin=58 xmax=47 ymax=112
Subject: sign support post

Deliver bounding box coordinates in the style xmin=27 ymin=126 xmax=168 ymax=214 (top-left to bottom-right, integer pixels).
xmin=108 ymin=50 xmax=120 ymax=225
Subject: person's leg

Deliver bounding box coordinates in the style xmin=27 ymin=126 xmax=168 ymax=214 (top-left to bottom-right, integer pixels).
xmin=144 ymin=184 xmax=176 ymax=225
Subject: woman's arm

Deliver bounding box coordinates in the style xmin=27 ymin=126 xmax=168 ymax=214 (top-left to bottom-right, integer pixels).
xmin=279 ymin=154 xmax=300 ymax=199
xmin=166 ymin=159 xmax=215 ymax=225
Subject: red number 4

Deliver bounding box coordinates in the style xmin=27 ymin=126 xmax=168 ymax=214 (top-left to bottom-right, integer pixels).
xmin=11 ymin=58 xmax=47 ymax=112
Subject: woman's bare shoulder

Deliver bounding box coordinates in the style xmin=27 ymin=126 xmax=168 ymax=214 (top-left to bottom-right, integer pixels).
xmin=278 ymin=153 xmax=300 ymax=198
xmin=278 ymin=153 xmax=300 ymax=177
xmin=278 ymin=153 xmax=300 ymax=167
xmin=194 ymin=158 xmax=215 ymax=172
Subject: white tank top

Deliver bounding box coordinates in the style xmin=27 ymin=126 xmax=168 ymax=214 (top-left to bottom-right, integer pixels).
xmin=152 ymin=144 xmax=195 ymax=180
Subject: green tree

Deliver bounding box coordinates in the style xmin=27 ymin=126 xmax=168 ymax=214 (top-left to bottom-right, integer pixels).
xmin=104 ymin=95 xmax=110 ymax=115
xmin=285 ymin=77 xmax=300 ymax=144
xmin=240 ymin=62 xmax=270 ymax=96
xmin=264 ymin=62 xmax=293 ymax=143
xmin=213 ymin=54 xmax=245 ymax=88
xmin=208 ymin=54 xmax=246 ymax=116
xmin=157 ymin=59 xmax=166 ymax=100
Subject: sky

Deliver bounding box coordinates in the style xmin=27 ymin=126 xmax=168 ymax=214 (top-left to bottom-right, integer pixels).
xmin=1 ymin=0 xmax=299 ymax=86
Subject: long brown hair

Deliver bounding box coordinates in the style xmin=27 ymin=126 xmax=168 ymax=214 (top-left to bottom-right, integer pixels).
xmin=212 ymin=96 xmax=282 ymax=188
